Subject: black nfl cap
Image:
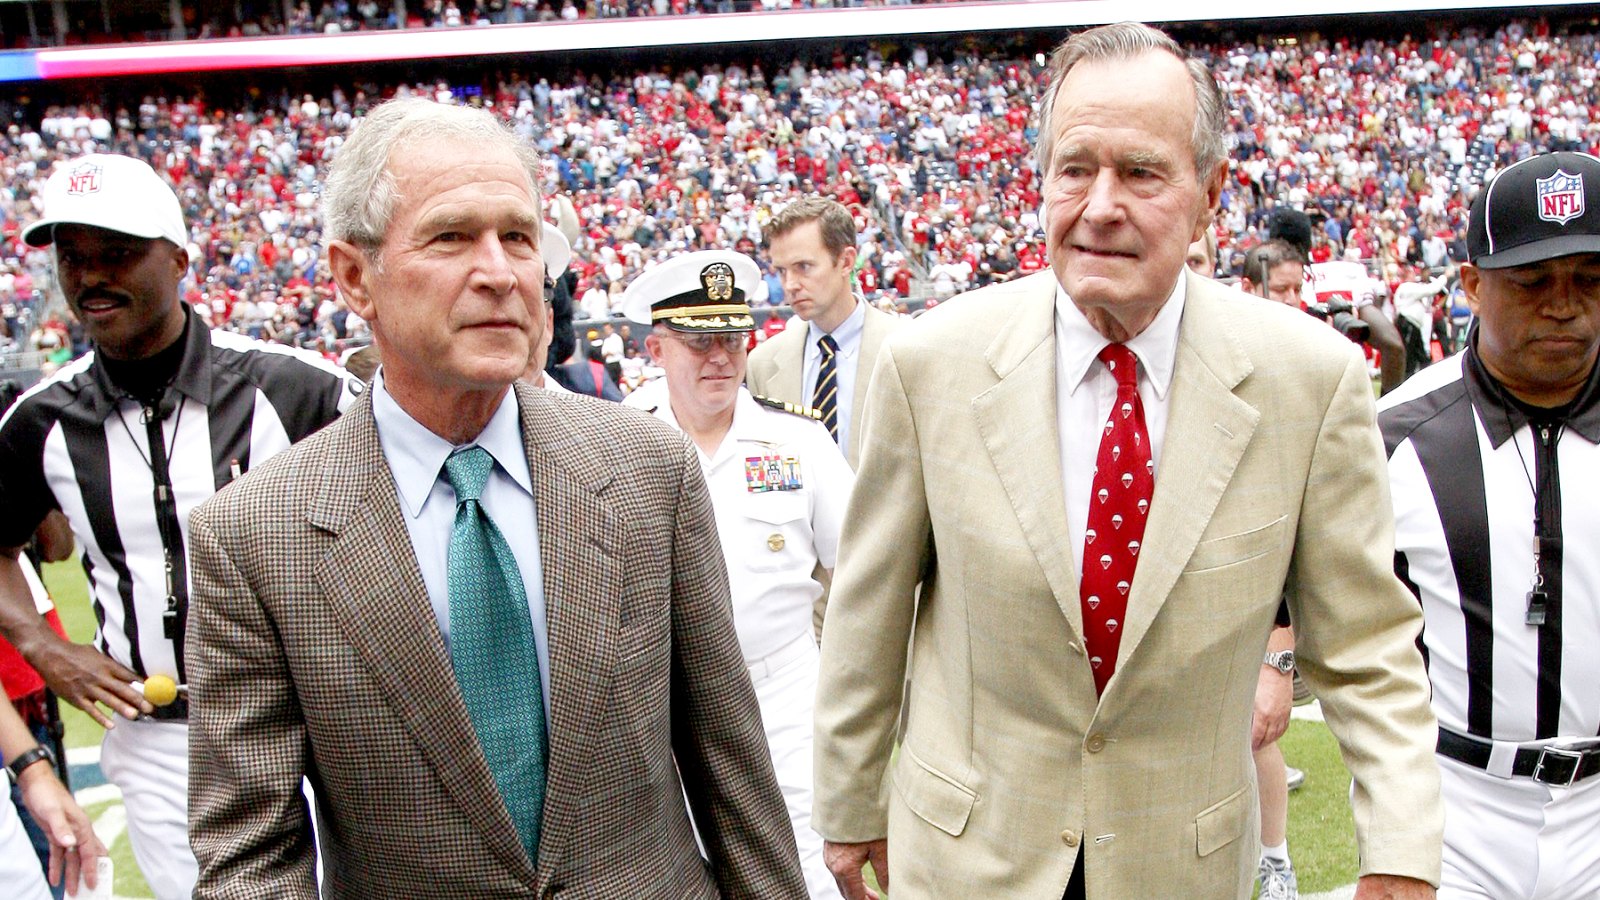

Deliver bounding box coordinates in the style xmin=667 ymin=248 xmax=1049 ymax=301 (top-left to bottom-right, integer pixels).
xmin=1467 ymin=151 xmax=1600 ymax=269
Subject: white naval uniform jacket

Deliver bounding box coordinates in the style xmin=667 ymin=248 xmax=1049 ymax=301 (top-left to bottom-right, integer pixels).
xmin=650 ymin=388 xmax=854 ymax=663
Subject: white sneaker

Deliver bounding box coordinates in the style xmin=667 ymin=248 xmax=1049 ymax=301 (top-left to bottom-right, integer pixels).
xmin=1285 ymin=766 xmax=1306 ymax=791
xmin=1258 ymin=855 xmax=1299 ymax=900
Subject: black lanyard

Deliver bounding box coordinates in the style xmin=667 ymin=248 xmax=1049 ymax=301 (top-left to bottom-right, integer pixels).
xmin=1511 ymin=415 xmax=1564 ymax=628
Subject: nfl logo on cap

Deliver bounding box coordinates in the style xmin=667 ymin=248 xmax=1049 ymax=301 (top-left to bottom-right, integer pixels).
xmin=1536 ymin=169 xmax=1585 ymax=225
xmin=66 ymin=162 xmax=102 ymax=196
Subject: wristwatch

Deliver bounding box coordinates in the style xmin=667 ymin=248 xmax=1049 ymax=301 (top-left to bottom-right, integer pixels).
xmin=5 ymin=744 xmax=55 ymax=784
xmin=1263 ymin=650 xmax=1296 ymax=675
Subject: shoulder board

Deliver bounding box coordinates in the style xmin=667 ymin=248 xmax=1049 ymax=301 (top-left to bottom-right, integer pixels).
xmin=752 ymin=395 xmax=823 ymax=420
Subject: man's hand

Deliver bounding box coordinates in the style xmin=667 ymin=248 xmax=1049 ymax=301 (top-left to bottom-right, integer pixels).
xmin=35 ymin=511 xmax=76 ymax=564
xmin=1353 ymin=874 xmax=1435 ymax=899
xmin=31 ymin=636 xmax=151 ymax=728
xmin=1252 ymin=662 xmax=1293 ymax=751
xmin=824 ymin=838 xmax=889 ymax=900
xmin=17 ymin=761 xmax=106 ymax=896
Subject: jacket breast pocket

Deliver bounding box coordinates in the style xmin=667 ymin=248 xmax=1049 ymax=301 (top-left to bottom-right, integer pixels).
xmin=1183 ymin=516 xmax=1289 ymax=574
xmin=741 ymin=491 xmax=809 ymax=573
xmin=1195 ymin=785 xmax=1250 ymax=857
xmin=892 ymin=746 xmax=977 ymax=837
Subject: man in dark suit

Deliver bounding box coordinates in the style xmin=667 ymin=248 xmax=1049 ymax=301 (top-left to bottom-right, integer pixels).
xmin=185 ymin=98 xmax=806 ymax=899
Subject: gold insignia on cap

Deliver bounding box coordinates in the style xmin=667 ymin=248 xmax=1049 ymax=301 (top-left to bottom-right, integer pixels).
xmin=701 ymin=262 xmax=736 ymax=303
xmin=767 ymin=533 xmax=786 ymax=552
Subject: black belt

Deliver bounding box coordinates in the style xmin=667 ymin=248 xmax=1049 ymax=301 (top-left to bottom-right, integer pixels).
xmin=144 ymin=696 xmax=189 ymax=722
xmin=1438 ymin=727 xmax=1600 ymax=787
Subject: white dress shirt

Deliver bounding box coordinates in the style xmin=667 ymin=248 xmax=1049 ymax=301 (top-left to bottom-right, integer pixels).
xmin=371 ymin=370 xmax=552 ymax=718
xmin=801 ymin=297 xmax=867 ymax=451
xmin=1055 ymin=276 xmax=1185 ymax=581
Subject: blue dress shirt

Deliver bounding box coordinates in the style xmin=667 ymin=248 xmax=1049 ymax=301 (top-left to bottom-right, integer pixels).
xmin=370 ymin=371 xmax=552 ymax=719
xmin=801 ymin=297 xmax=867 ymax=451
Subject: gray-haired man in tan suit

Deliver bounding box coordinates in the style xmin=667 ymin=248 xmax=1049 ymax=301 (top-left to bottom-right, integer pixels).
xmin=185 ymin=98 xmax=805 ymax=899
xmin=814 ymin=23 xmax=1441 ymax=900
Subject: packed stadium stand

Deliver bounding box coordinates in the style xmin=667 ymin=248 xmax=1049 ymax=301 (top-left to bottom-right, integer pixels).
xmin=0 ymin=5 xmax=1593 ymax=377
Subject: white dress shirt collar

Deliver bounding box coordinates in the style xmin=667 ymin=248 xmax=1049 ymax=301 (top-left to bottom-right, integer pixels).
xmin=806 ymin=295 xmax=866 ymax=353
xmin=652 ymin=387 xmax=769 ymax=470
xmin=1055 ymin=274 xmax=1186 ymax=401
xmin=371 ymin=368 xmax=532 ymax=519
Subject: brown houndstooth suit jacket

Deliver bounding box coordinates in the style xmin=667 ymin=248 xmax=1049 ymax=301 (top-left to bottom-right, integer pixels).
xmin=186 ymin=381 xmax=807 ymax=899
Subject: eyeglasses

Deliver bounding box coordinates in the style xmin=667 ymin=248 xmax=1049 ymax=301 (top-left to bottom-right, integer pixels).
xmin=669 ymin=332 xmax=748 ymax=355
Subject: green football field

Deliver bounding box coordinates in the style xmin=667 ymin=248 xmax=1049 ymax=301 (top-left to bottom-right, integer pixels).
xmin=41 ymin=557 xmax=1358 ymax=898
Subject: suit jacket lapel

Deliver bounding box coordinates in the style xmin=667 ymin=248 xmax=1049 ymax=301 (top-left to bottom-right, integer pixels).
xmin=769 ymin=323 xmax=806 ymax=403
xmin=850 ymin=305 xmax=891 ymax=465
xmin=1113 ymin=274 xmax=1260 ymax=678
xmin=512 ymin=383 xmax=622 ymax=881
xmin=972 ymin=276 xmax=1083 ymax=638
xmin=309 ymin=394 xmax=537 ymax=885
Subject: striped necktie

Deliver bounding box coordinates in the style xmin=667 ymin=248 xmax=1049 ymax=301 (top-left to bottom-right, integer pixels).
xmin=814 ymin=333 xmax=840 ymax=442
xmin=443 ymin=446 xmax=547 ymax=864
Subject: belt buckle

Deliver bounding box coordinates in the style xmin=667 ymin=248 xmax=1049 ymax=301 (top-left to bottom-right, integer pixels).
xmin=1532 ymin=746 xmax=1583 ymax=787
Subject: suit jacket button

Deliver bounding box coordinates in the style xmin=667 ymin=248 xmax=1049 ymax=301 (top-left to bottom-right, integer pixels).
xmin=1085 ymin=733 xmax=1106 ymax=753
xmin=1060 ymin=829 xmax=1080 ymax=847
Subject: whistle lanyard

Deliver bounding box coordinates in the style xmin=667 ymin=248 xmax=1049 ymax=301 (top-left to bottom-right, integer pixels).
xmin=114 ymin=391 xmax=191 ymax=679
xmin=1510 ymin=415 xmax=1564 ymax=629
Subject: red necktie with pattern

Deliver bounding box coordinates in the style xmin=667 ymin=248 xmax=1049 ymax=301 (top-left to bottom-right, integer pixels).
xmin=1081 ymin=343 xmax=1154 ymax=695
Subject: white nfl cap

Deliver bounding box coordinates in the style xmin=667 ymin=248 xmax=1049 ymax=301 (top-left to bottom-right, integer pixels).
xmin=23 ymin=154 xmax=187 ymax=249
xmin=541 ymin=221 xmax=571 ymax=282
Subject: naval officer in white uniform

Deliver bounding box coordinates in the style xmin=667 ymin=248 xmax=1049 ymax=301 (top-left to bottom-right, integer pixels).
xmin=624 ymin=250 xmax=852 ymax=900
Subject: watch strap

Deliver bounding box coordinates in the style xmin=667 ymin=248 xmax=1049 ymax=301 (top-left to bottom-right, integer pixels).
xmin=6 ymin=745 xmax=54 ymax=782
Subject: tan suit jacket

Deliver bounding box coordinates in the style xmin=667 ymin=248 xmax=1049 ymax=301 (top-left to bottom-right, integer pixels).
xmin=747 ymin=301 xmax=903 ymax=467
xmin=186 ymin=383 xmax=806 ymax=899
xmin=814 ymin=271 xmax=1442 ymax=898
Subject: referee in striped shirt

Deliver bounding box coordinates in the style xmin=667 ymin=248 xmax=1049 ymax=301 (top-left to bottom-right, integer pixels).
xmin=0 ymin=154 xmax=358 ymax=899
xmin=1378 ymin=151 xmax=1600 ymax=900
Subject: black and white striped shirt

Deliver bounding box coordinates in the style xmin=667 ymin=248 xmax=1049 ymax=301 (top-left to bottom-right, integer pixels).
xmin=0 ymin=306 xmax=360 ymax=680
xmin=1378 ymin=339 xmax=1600 ymax=744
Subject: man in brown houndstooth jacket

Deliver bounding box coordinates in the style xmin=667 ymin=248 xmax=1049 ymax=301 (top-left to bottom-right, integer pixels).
xmin=184 ymin=98 xmax=806 ymax=899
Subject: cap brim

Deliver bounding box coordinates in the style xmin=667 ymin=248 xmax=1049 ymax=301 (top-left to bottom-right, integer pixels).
xmin=661 ymin=314 xmax=756 ymax=334
xmin=19 ymin=219 xmax=54 ymax=247
xmin=21 ymin=214 xmax=171 ymax=247
xmin=1474 ymin=234 xmax=1600 ymax=269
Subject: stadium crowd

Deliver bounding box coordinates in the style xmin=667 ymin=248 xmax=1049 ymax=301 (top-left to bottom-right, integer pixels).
xmin=0 ymin=16 xmax=1591 ymax=375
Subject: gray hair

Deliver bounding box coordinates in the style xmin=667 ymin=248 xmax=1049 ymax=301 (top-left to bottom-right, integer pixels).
xmin=323 ymin=97 xmax=542 ymax=251
xmin=1034 ymin=22 xmax=1226 ymax=182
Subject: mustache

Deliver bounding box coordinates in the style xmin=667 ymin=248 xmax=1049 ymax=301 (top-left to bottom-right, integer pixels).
xmin=74 ymin=289 xmax=131 ymax=306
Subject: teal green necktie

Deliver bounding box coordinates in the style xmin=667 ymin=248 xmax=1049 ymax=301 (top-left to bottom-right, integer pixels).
xmin=443 ymin=446 xmax=547 ymax=863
